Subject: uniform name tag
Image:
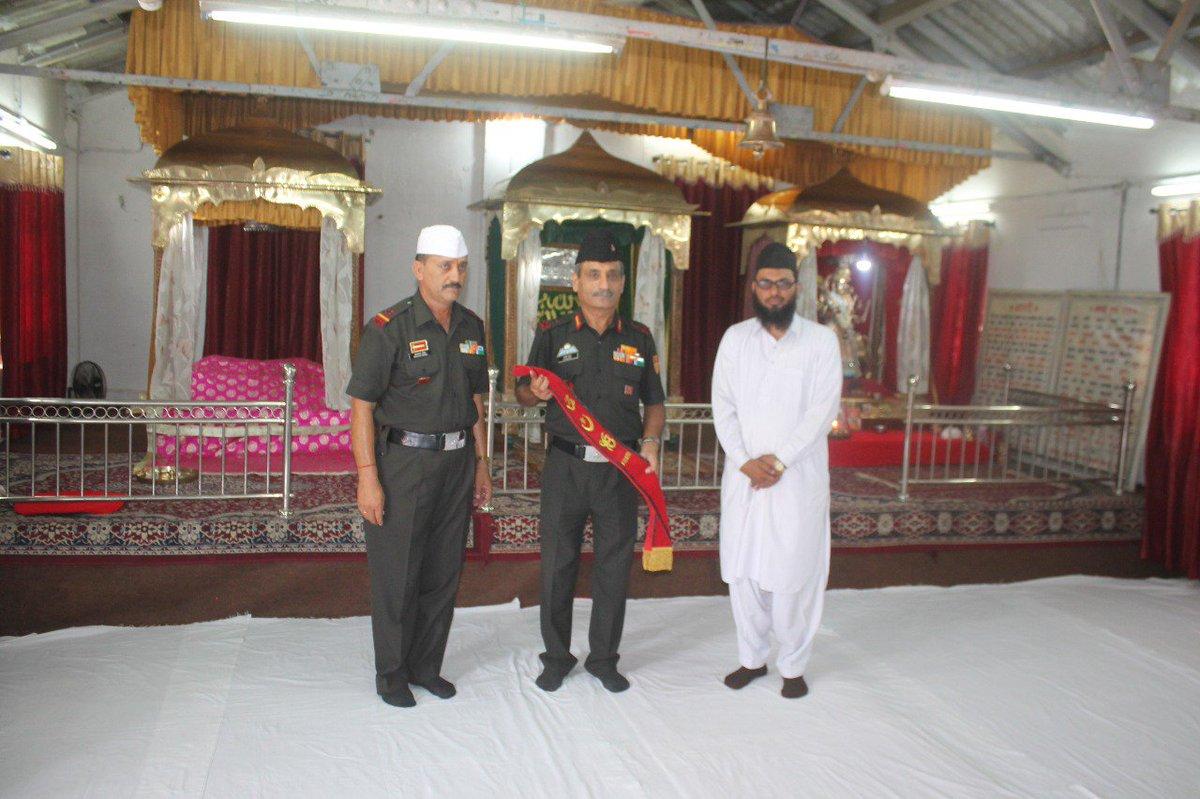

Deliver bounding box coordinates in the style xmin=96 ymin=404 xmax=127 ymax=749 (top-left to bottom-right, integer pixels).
xmin=556 ymin=342 xmax=580 ymax=363
xmin=459 ymin=340 xmax=485 ymax=355
xmin=409 ymin=339 xmax=429 ymax=358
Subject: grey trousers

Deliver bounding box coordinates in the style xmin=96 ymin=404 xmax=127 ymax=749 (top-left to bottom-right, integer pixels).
xmin=538 ymin=446 xmax=638 ymax=674
xmin=363 ymin=440 xmax=474 ymax=694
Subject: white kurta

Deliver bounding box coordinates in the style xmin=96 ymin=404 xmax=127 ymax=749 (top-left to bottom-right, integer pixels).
xmin=712 ymin=316 xmax=842 ymax=594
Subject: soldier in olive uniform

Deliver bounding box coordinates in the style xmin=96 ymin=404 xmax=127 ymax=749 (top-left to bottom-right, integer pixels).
xmin=347 ymin=224 xmax=492 ymax=708
xmin=516 ymin=228 xmax=666 ymax=693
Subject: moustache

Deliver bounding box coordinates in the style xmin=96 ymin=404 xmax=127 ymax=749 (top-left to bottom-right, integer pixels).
xmin=442 ymin=283 xmax=463 ymax=290
xmin=591 ymin=290 xmax=615 ymax=299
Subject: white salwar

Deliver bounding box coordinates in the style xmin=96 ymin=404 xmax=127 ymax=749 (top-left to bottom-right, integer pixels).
xmin=712 ymin=316 xmax=842 ymax=678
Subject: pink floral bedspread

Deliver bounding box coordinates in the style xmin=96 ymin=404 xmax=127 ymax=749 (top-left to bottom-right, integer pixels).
xmin=156 ymin=356 xmax=351 ymax=459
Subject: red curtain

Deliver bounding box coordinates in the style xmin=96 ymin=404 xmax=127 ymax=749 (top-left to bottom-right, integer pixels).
xmin=931 ymin=243 xmax=988 ymax=404
xmin=1143 ymin=232 xmax=1200 ymax=578
xmin=204 ymin=225 xmax=322 ymax=362
xmin=0 ymin=186 xmax=67 ymax=397
xmin=677 ymin=179 xmax=766 ymax=402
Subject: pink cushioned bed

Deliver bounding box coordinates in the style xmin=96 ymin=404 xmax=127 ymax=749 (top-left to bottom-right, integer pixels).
xmin=155 ymin=356 xmax=351 ymax=461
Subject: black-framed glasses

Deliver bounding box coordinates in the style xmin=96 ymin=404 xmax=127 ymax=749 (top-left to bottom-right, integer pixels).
xmin=754 ymin=277 xmax=797 ymax=291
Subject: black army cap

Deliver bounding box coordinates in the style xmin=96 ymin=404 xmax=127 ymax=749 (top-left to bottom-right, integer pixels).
xmin=754 ymin=242 xmax=797 ymax=274
xmin=576 ymin=228 xmax=622 ymax=264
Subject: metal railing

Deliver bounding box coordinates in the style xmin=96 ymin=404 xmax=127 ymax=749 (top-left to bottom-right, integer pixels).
xmin=1 ymin=364 xmax=297 ymax=517
xmin=483 ymin=368 xmax=723 ymax=493
xmin=898 ymin=372 xmax=1136 ymax=502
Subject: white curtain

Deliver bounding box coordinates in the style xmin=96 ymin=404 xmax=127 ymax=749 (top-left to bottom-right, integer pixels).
xmin=516 ymin=225 xmax=544 ymax=366
xmin=797 ymin=248 xmax=819 ymax=321
xmin=150 ymin=214 xmax=206 ymax=401
xmin=897 ymin=254 xmax=931 ymax=394
xmin=319 ymin=216 xmax=354 ymax=410
xmin=633 ymin=232 xmax=668 ymax=388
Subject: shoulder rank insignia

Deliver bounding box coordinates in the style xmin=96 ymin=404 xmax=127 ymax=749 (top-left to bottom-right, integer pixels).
xmin=372 ymin=307 xmax=400 ymax=328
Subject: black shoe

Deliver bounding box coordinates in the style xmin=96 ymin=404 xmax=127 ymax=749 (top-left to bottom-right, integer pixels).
xmin=380 ymin=684 xmax=416 ymax=708
xmin=723 ymin=665 xmax=767 ymax=690
xmin=781 ymin=675 xmax=809 ymax=699
xmin=410 ymin=676 xmax=456 ymax=699
xmin=586 ymin=665 xmax=630 ymax=693
xmin=535 ymin=665 xmax=570 ymax=692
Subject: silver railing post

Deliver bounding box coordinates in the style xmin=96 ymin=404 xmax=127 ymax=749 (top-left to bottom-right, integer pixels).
xmin=1114 ymin=379 xmax=1136 ymax=495
xmin=899 ymin=374 xmax=918 ymax=502
xmin=479 ymin=367 xmax=499 ymax=512
xmin=279 ymin=363 xmax=296 ymax=518
xmin=486 ymin=367 xmax=499 ymax=465
xmin=1001 ymin=362 xmax=1012 ymax=404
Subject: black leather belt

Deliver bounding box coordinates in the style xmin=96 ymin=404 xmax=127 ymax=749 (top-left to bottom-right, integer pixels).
xmin=550 ymin=436 xmax=638 ymax=461
xmin=387 ymin=428 xmax=470 ymax=451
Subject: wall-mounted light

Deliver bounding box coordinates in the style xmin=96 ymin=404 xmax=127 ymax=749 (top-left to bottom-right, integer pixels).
xmin=199 ymin=1 xmax=621 ymax=54
xmin=1151 ymin=174 xmax=1200 ymax=198
xmin=0 ymin=107 xmax=56 ymax=151
xmin=854 ymin=257 xmax=872 ymax=272
xmin=881 ymin=77 xmax=1155 ymax=130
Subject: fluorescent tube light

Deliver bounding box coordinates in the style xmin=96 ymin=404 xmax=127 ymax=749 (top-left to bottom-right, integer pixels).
xmin=202 ymin=3 xmax=618 ymax=54
xmin=1151 ymin=175 xmax=1200 ymax=198
xmin=929 ymin=199 xmax=994 ymax=225
xmin=881 ymin=77 xmax=1155 ymax=130
xmin=0 ymin=107 xmax=57 ymax=151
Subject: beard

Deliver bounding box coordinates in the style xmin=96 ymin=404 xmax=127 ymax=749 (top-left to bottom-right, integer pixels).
xmin=753 ymin=294 xmax=797 ymax=329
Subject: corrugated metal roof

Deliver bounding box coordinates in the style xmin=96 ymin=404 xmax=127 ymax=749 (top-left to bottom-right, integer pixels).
xmin=0 ymin=0 xmax=130 ymax=72
xmin=635 ymin=0 xmax=1197 ymax=88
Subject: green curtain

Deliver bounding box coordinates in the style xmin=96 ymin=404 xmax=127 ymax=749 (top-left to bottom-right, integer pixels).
xmin=486 ymin=216 xmax=505 ymax=371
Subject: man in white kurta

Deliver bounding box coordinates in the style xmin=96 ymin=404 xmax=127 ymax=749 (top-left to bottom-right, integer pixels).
xmin=712 ymin=242 xmax=842 ymax=699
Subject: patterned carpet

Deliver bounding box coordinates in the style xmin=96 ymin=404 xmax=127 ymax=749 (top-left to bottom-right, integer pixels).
xmin=0 ymin=456 xmax=1142 ymax=558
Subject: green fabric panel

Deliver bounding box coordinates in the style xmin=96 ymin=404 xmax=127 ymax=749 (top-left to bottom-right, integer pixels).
xmin=486 ymin=216 xmax=505 ymax=371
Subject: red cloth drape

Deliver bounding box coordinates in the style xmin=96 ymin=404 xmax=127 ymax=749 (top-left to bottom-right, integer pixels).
xmin=677 ymin=180 xmax=766 ymax=402
xmin=0 ymin=186 xmax=67 ymax=397
xmin=931 ymin=244 xmax=988 ymax=404
xmin=204 ymin=225 xmax=323 ymax=362
xmin=1143 ymin=232 xmax=1200 ymax=578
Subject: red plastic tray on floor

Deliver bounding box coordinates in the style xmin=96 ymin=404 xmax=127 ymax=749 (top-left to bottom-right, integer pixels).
xmin=12 ymin=491 xmax=127 ymax=516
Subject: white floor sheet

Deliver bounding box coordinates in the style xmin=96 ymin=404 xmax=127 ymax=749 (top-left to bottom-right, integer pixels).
xmin=2 ymin=576 xmax=1198 ymax=798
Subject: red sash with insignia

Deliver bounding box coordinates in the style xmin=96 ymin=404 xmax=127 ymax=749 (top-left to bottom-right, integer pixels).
xmin=514 ymin=365 xmax=672 ymax=572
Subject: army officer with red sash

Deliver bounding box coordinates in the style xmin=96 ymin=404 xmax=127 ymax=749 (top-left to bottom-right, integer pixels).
xmin=516 ymin=228 xmax=666 ymax=694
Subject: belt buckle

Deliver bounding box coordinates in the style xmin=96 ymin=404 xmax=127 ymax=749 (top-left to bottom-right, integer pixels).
xmin=444 ymin=431 xmax=466 ymax=451
xmin=582 ymin=445 xmax=607 ymax=463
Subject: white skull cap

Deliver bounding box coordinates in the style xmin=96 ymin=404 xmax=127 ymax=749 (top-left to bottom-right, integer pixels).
xmin=416 ymin=224 xmax=468 ymax=259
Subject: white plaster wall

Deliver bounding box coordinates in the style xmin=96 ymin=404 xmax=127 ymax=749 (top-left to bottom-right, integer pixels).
xmin=66 ymin=91 xmax=158 ymax=399
xmin=936 ymin=119 xmax=1200 ymax=294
